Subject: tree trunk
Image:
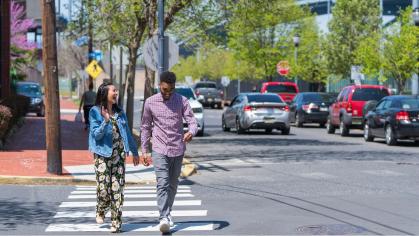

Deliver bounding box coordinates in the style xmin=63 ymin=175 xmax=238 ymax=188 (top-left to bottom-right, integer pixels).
xmin=396 ymin=79 xmax=405 ymax=95
xmin=125 ymin=47 xmax=138 ymax=131
xmin=141 ymin=67 xmax=156 ymax=117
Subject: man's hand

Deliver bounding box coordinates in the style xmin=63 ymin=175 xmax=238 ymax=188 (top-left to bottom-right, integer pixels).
xmin=133 ymin=155 xmax=140 ymax=166
xmin=183 ymin=132 xmax=193 ymax=143
xmin=140 ymin=154 xmax=152 ymax=167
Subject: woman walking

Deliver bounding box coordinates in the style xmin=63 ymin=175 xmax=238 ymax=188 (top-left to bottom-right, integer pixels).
xmin=89 ymin=81 xmax=140 ymax=233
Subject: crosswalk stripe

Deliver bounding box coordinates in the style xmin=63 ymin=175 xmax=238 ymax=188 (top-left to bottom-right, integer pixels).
xmin=46 ymin=222 xmax=215 ymax=232
xmin=75 ymin=185 xmax=191 ymax=190
xmin=54 ymin=210 xmax=208 ymax=218
xmin=71 ymin=189 xmax=191 ymax=194
xmin=68 ymin=193 xmax=194 ymax=199
xmin=59 ymin=200 xmax=201 ymax=208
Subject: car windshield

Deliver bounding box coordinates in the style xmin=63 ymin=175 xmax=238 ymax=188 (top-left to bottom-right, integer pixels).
xmin=303 ymin=94 xmax=336 ymax=103
xmin=195 ymin=83 xmax=217 ymax=89
xmin=266 ymin=84 xmax=297 ymax=93
xmin=394 ymin=98 xmax=419 ymax=109
xmin=247 ymin=94 xmax=283 ymax=103
xmin=176 ymin=88 xmax=195 ymax=100
xmin=352 ymin=88 xmax=389 ymax=101
xmin=16 ymin=84 xmax=41 ymax=96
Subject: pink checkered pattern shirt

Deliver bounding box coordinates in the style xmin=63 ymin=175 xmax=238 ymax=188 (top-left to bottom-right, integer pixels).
xmin=140 ymin=93 xmax=198 ymax=157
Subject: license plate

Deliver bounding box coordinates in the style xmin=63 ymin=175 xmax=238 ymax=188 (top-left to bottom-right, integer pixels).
xmin=207 ymin=98 xmax=213 ymax=102
xmin=320 ymin=107 xmax=328 ymax=112
xmin=264 ymin=119 xmax=275 ymax=124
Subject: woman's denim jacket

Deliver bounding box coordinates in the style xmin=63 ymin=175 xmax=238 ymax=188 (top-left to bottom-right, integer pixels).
xmin=88 ymin=106 xmax=139 ymax=158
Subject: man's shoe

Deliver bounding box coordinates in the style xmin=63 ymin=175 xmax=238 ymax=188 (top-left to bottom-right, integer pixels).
xmin=110 ymin=226 xmax=120 ymax=233
xmin=96 ymin=213 xmax=104 ymax=224
xmin=159 ymin=218 xmax=170 ymax=233
xmin=167 ymin=215 xmax=174 ymax=227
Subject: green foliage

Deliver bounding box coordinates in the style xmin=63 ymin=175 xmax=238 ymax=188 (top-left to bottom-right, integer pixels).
xmin=325 ymin=0 xmax=380 ymax=77
xmin=355 ymin=7 xmax=419 ymax=93
xmin=227 ymin=0 xmax=306 ymax=80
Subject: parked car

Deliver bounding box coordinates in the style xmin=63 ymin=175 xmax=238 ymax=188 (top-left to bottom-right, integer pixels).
xmin=364 ymin=95 xmax=419 ymax=145
xmin=326 ymin=85 xmax=390 ymax=136
xmin=289 ymin=92 xmax=337 ymax=127
xmin=192 ymin=81 xmax=223 ymax=109
xmin=175 ymin=86 xmax=205 ymax=137
xmin=260 ymin=82 xmax=299 ymax=104
xmin=222 ymin=93 xmax=290 ymax=134
xmin=15 ymin=81 xmax=45 ymax=117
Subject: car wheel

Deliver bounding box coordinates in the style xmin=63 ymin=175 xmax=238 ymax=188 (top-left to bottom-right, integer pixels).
xmin=197 ymin=125 xmax=204 ymax=137
xmin=222 ymin=117 xmax=230 ymax=132
xmin=37 ymin=105 xmax=45 ymax=117
xmin=217 ymin=102 xmax=223 ymax=109
xmin=295 ymin=113 xmax=303 ymax=127
xmin=236 ymin=118 xmax=245 ymax=134
xmin=281 ymin=127 xmax=290 ymax=135
xmin=319 ymin=122 xmax=326 ymax=128
xmin=326 ymin=117 xmax=335 ymax=134
xmin=385 ymin=125 xmax=397 ymax=146
xmin=339 ymin=120 xmax=349 ymax=136
xmin=265 ymin=128 xmax=272 ymax=134
xmin=363 ymin=122 xmax=374 ymax=142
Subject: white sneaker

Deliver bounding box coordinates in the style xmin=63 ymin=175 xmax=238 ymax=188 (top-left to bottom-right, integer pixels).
xmin=167 ymin=215 xmax=174 ymax=227
xmin=159 ymin=218 xmax=170 ymax=233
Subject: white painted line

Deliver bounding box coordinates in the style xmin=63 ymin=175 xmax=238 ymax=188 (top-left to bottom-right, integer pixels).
xmin=54 ymin=210 xmax=207 ymax=218
xmin=68 ymin=193 xmax=194 ymax=199
xmin=362 ymin=170 xmax=405 ymax=176
xmin=299 ymin=172 xmax=336 ymax=179
xmin=75 ymin=185 xmax=191 ymax=190
xmin=46 ymin=222 xmax=214 ymax=232
xmin=59 ymin=200 xmax=201 ymax=208
xmin=71 ymin=189 xmax=191 ymax=194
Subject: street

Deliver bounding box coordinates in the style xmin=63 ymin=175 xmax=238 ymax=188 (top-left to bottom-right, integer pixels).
xmin=2 ymin=108 xmax=419 ymax=235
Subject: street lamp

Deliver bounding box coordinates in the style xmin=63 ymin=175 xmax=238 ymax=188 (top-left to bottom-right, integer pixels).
xmin=293 ymin=34 xmax=300 ymax=87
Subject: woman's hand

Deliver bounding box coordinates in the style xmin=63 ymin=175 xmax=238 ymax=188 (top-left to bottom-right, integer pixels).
xmin=133 ymin=155 xmax=140 ymax=166
xmin=101 ymin=106 xmax=110 ymax=123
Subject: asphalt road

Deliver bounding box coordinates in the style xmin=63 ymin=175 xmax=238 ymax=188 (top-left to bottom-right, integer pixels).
xmin=1 ymin=108 xmax=419 ymax=235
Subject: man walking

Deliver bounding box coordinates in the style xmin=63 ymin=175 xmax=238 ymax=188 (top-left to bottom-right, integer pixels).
xmin=79 ymin=82 xmax=96 ymax=130
xmin=140 ymin=71 xmax=198 ymax=233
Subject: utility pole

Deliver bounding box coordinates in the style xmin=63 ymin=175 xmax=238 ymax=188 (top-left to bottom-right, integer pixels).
xmin=0 ymin=0 xmax=11 ymax=98
xmin=41 ymin=0 xmax=63 ymax=175
xmin=158 ymin=0 xmax=165 ymax=77
xmin=109 ymin=42 xmax=113 ymax=83
xmin=118 ymin=47 xmax=124 ymax=106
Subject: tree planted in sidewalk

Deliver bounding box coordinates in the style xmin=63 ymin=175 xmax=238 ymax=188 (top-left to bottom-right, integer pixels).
xmin=355 ymin=7 xmax=419 ymax=93
xmin=325 ymin=0 xmax=380 ymax=79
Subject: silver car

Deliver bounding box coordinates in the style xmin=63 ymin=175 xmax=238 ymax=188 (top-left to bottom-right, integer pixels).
xmin=222 ymin=93 xmax=291 ymax=134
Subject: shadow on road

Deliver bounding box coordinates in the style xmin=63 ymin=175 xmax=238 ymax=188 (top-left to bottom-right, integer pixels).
xmin=0 ymin=198 xmax=56 ymax=231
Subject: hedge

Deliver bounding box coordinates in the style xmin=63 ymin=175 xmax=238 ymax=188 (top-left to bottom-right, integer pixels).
xmin=0 ymin=95 xmax=30 ymax=142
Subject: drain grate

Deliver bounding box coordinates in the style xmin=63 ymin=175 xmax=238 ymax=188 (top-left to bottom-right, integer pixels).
xmin=296 ymin=224 xmax=367 ymax=235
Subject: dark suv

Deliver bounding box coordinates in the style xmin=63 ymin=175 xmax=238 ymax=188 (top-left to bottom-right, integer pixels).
xmin=16 ymin=82 xmax=45 ymax=117
xmin=326 ymin=85 xmax=390 ymax=136
xmin=193 ymin=81 xmax=223 ymax=109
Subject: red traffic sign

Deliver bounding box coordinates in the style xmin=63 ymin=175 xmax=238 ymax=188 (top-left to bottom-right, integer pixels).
xmin=277 ymin=61 xmax=290 ymax=76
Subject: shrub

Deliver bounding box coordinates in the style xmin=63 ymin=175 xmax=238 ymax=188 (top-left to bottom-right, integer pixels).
xmin=0 ymin=105 xmax=13 ymax=140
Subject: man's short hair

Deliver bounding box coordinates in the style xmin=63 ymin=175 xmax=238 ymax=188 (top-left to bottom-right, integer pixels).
xmin=160 ymin=71 xmax=176 ymax=84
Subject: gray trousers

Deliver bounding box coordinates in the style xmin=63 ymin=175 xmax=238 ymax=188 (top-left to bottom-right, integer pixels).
xmin=152 ymin=151 xmax=183 ymax=220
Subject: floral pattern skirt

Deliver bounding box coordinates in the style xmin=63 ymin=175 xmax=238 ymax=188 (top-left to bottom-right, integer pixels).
xmin=94 ymin=152 xmax=125 ymax=229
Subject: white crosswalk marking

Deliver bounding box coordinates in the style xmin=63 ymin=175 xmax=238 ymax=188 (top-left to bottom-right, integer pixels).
xmin=46 ymin=185 xmax=213 ymax=233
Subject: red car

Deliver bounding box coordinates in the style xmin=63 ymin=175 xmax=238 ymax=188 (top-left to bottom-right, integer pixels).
xmin=260 ymin=82 xmax=299 ymax=104
xmin=326 ymin=85 xmax=391 ymax=136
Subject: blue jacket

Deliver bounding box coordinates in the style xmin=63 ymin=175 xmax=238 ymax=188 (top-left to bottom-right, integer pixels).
xmin=88 ymin=106 xmax=139 ymax=158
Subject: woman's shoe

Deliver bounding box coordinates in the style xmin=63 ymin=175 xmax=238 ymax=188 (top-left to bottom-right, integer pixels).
xmin=96 ymin=213 xmax=104 ymax=224
xmin=110 ymin=226 xmax=120 ymax=233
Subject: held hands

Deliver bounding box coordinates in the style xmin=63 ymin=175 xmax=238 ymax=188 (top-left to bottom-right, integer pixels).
xmin=101 ymin=106 xmax=110 ymax=123
xmin=183 ymin=132 xmax=193 ymax=143
xmin=133 ymin=155 xmax=140 ymax=166
xmin=140 ymin=154 xmax=153 ymax=167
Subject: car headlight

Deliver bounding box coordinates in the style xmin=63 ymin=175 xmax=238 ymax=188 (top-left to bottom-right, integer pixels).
xmin=32 ymin=98 xmax=42 ymax=104
xmin=193 ymin=107 xmax=203 ymax=113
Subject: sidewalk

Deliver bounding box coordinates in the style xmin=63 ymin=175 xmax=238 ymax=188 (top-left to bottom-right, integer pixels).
xmin=0 ymin=98 xmax=156 ymax=184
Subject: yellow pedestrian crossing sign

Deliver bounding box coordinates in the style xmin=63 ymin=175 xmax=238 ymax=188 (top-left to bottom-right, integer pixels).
xmin=85 ymin=60 xmax=103 ymax=79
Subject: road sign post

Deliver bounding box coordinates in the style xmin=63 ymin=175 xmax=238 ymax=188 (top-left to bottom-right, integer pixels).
xmin=277 ymin=61 xmax=290 ymax=76
xmin=85 ymin=60 xmax=103 ymax=80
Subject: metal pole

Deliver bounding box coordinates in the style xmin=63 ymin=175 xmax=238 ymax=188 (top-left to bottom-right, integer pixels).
xmin=158 ymin=0 xmax=165 ymax=78
xmin=0 ymin=0 xmax=11 ymax=98
xmin=109 ymin=42 xmax=113 ymax=83
xmin=237 ymin=78 xmax=240 ymax=94
xmin=294 ymin=47 xmax=298 ymax=87
xmin=42 ymin=0 xmax=63 ymax=175
xmin=118 ymin=46 xmax=123 ymax=106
